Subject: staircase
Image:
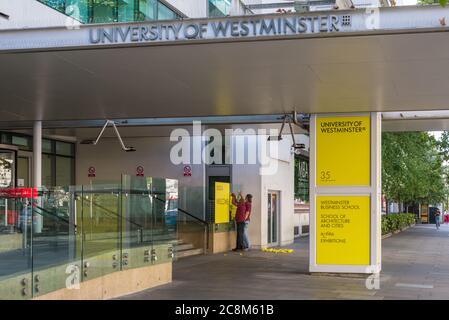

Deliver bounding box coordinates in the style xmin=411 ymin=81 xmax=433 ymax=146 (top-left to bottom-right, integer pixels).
xmin=173 ymin=239 xmax=205 ymax=259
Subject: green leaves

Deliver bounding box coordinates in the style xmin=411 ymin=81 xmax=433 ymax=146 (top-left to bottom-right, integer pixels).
xmin=382 ymin=132 xmax=447 ymax=206
xmin=381 ymin=213 xmax=416 ymax=235
xmin=417 ymin=0 xmax=447 ymax=6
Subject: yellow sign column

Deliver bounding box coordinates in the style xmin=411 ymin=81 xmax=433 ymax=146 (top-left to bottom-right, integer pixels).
xmin=310 ymin=113 xmax=381 ymax=274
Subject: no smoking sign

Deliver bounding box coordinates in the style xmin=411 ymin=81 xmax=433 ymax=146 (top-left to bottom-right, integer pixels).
xmin=136 ymin=166 xmax=145 ymax=177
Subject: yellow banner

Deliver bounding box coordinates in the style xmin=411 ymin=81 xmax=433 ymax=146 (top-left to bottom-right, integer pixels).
xmin=215 ymin=182 xmax=230 ymax=224
xmin=316 ymin=195 xmax=370 ymax=265
xmin=317 ymin=116 xmax=370 ymax=186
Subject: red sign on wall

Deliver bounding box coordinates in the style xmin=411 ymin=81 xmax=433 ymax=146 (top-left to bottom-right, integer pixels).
xmin=136 ymin=166 xmax=144 ymax=177
xmin=183 ymin=165 xmax=192 ymax=177
xmin=88 ymin=166 xmax=96 ymax=178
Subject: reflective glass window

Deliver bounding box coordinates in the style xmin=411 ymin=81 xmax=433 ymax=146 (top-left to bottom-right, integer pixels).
xmin=42 ymin=154 xmax=53 ymax=187
xmin=209 ymin=0 xmax=232 ymax=17
xmin=56 ymin=141 xmax=74 ymax=156
xmin=56 ymin=157 xmax=74 ymax=186
xmin=139 ymin=0 xmax=157 ymax=20
xmin=157 ymin=2 xmax=178 ymax=20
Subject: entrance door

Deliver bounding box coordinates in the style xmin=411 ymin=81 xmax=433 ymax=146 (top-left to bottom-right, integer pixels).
xmin=0 ymin=146 xmax=17 ymax=232
xmin=267 ymin=191 xmax=280 ymax=246
xmin=17 ymin=151 xmax=32 ymax=188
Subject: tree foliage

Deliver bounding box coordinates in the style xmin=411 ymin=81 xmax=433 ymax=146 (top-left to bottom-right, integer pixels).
xmin=382 ymin=132 xmax=447 ymax=206
xmin=417 ymin=0 xmax=448 ymax=7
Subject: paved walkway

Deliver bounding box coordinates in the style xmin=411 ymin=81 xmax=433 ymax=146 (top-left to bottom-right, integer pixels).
xmin=119 ymin=223 xmax=449 ymax=300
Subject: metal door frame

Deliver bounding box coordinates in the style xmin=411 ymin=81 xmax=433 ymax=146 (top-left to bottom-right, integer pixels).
xmin=267 ymin=190 xmax=280 ymax=247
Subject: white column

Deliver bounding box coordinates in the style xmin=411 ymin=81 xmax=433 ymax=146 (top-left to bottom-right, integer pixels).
xmin=33 ymin=120 xmax=43 ymax=233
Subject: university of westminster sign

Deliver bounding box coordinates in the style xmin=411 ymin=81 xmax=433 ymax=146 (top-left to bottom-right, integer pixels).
xmin=89 ymin=14 xmax=343 ymax=44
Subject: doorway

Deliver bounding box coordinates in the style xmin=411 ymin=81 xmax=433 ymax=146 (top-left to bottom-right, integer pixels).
xmin=0 ymin=145 xmax=17 ymax=233
xmin=17 ymin=151 xmax=32 ymax=188
xmin=267 ymin=190 xmax=280 ymax=246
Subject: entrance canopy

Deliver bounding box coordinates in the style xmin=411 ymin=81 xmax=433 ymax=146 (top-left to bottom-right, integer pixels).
xmin=2 ymin=6 xmax=449 ymax=123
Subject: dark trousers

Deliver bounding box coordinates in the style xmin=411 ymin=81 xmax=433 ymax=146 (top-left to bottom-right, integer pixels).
xmin=236 ymin=222 xmax=245 ymax=249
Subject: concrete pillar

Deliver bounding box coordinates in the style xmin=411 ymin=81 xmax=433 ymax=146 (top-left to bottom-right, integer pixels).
xmin=309 ymin=112 xmax=381 ymax=274
xmin=33 ymin=120 xmax=43 ymax=233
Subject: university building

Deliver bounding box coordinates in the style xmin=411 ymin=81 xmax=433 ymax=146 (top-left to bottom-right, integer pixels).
xmin=0 ymin=0 xmax=447 ymax=299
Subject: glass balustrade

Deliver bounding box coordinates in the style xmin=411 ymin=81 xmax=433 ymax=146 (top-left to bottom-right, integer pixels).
xmin=0 ymin=174 xmax=187 ymax=299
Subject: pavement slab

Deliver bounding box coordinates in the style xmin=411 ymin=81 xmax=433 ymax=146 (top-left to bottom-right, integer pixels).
xmin=118 ymin=223 xmax=449 ymax=300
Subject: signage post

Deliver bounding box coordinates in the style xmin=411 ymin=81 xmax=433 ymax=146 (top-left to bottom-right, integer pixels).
xmin=309 ymin=113 xmax=381 ymax=274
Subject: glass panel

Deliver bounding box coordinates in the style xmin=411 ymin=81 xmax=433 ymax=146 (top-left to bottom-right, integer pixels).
xmin=209 ymin=0 xmax=232 ymax=17
xmin=65 ymin=0 xmax=89 ymax=23
xmin=118 ymin=0 xmax=136 ymax=22
xmin=81 ymin=184 xmax=121 ymax=280
xmin=150 ymin=178 xmax=177 ymax=264
xmin=0 ymin=195 xmax=32 ymax=300
xmin=0 ymin=151 xmax=15 ymax=189
xmin=138 ymin=0 xmax=157 ymax=20
xmin=272 ymin=193 xmax=277 ymax=243
xmin=12 ymin=136 xmax=31 ymax=150
xmin=40 ymin=0 xmax=65 ymax=12
xmin=55 ymin=141 xmax=74 ymax=156
xmin=42 ymin=154 xmax=53 ymax=187
xmin=267 ymin=193 xmax=272 ymax=244
xmin=92 ymin=0 xmax=117 ymax=23
xmin=157 ymin=2 xmax=178 ymax=20
xmin=121 ymin=175 xmax=153 ymax=269
xmin=175 ymin=185 xmax=207 ymax=259
xmin=42 ymin=139 xmax=53 ymax=154
xmin=17 ymin=157 xmax=30 ymax=188
xmin=31 ymin=187 xmax=81 ymax=297
xmin=1 ymin=133 xmax=12 ymax=145
xmin=56 ymin=157 xmax=74 ymax=186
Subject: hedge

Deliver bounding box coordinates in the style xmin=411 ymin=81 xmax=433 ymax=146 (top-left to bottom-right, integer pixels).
xmin=381 ymin=213 xmax=416 ymax=235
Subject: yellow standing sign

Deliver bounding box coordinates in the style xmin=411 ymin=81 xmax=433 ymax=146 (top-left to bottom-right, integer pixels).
xmin=316 ymin=195 xmax=370 ymax=265
xmin=317 ymin=116 xmax=370 ymax=186
xmin=215 ymin=182 xmax=230 ymax=224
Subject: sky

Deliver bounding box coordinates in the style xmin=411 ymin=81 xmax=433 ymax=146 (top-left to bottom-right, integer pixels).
xmin=430 ymin=131 xmax=443 ymax=140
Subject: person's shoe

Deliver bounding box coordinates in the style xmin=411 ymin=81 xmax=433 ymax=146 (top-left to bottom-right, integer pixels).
xmin=242 ymin=248 xmax=250 ymax=252
xmin=232 ymin=248 xmax=240 ymax=252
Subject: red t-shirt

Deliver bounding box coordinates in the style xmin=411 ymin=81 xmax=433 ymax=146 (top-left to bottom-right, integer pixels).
xmin=235 ymin=202 xmax=252 ymax=222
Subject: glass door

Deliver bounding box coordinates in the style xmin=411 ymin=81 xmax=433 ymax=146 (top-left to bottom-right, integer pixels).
xmin=267 ymin=191 xmax=280 ymax=246
xmin=0 ymin=147 xmax=17 ymax=233
xmin=17 ymin=152 xmax=32 ymax=188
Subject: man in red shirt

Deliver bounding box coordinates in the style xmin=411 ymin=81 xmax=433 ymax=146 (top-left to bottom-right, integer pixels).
xmin=232 ymin=192 xmax=253 ymax=251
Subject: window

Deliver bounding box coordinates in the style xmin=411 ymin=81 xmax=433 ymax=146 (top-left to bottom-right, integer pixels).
xmin=11 ymin=136 xmax=31 ymax=151
xmin=42 ymin=154 xmax=53 ymax=187
xmin=56 ymin=141 xmax=74 ymax=156
xmin=56 ymin=157 xmax=74 ymax=186
xmin=157 ymin=2 xmax=178 ymax=20
xmin=39 ymin=0 xmax=180 ymax=23
xmin=208 ymin=0 xmax=232 ymax=17
xmin=91 ymin=0 xmax=116 ymax=23
xmin=42 ymin=139 xmax=53 ymax=153
xmin=295 ymin=155 xmax=309 ymax=203
xmin=0 ymin=132 xmax=75 ymax=188
xmin=138 ymin=0 xmax=157 ymax=20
